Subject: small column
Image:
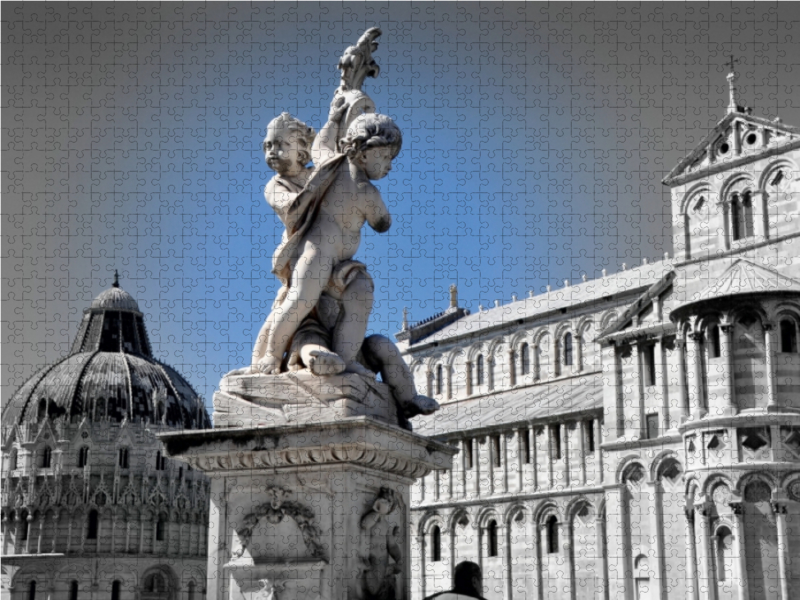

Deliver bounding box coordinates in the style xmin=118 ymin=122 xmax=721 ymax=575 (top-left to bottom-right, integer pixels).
xmin=501 ymin=433 xmax=509 ymax=493
xmin=125 ymin=519 xmax=132 ymax=554
xmin=594 ymin=418 xmax=603 ymax=484
xmin=728 ymin=501 xmax=749 ymax=600
xmin=595 ymin=509 xmax=608 ymax=600
xmin=66 ymin=514 xmax=73 ymax=553
xmin=138 ymin=514 xmax=145 ymax=554
xmin=426 ymin=369 xmax=433 ymax=397
xmin=111 ymin=511 xmax=118 ymax=554
xmin=36 ymin=515 xmax=44 ymax=554
xmin=51 ymin=511 xmax=59 ymax=553
xmin=487 ymin=356 xmax=495 ymax=391
xmin=517 ymin=428 xmax=526 ymax=492
xmin=474 ymin=437 xmax=482 ymax=497
xmin=602 ymin=344 xmax=624 ymax=438
xmin=656 ymin=336 xmax=670 ymax=432
xmin=530 ymin=424 xmax=539 ymax=491
xmin=461 ymin=439 xmax=469 ymax=499
xmin=447 ymin=365 xmax=453 ymax=400
xmin=634 ymin=342 xmax=646 ymax=438
xmin=547 ymin=426 xmax=555 ymax=489
xmin=687 ymin=332 xmax=705 ymax=417
xmin=24 ymin=513 xmax=32 ymax=554
xmin=466 ymin=361 xmax=473 ymax=396
xmin=551 ymin=336 xmax=560 ymax=378
xmin=508 ymin=348 xmax=517 ymax=387
xmin=694 ymin=500 xmax=716 ymax=600
xmin=684 ymin=507 xmax=699 ymax=600
xmin=604 ymin=485 xmax=628 ymax=600
xmin=579 ymin=420 xmax=587 ymax=486
xmin=576 ymin=334 xmax=584 ymax=372
xmin=720 ymin=323 xmax=736 ymax=413
xmin=772 ymin=495 xmax=790 ymax=600
xmin=676 ymin=338 xmax=690 ymax=423
xmin=648 ymin=481 xmax=666 ymax=599
xmin=561 ymin=422 xmax=570 ymax=488
xmin=764 ymin=323 xmax=778 ymax=408
xmin=751 ymin=190 xmax=769 ymax=241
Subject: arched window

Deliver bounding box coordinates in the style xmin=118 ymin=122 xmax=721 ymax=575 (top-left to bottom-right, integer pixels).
xmin=431 ymin=525 xmax=442 ymax=562
xmin=156 ymin=516 xmax=166 ymax=541
xmin=78 ymin=446 xmax=90 ymax=468
xmin=487 ymin=519 xmax=499 ymax=557
xmin=546 ymin=515 xmax=559 ymax=554
xmin=70 ymin=581 xmax=79 ymax=600
xmin=564 ymin=333 xmax=573 ymax=367
xmin=520 ymin=343 xmax=530 ymax=375
xmin=187 ymin=582 xmax=196 ymax=600
xmin=86 ymin=510 xmax=99 ymax=539
xmin=94 ymin=398 xmax=106 ymax=422
xmin=144 ymin=573 xmax=165 ymax=593
xmin=476 ymin=355 xmax=485 ymax=386
xmin=19 ymin=510 xmax=29 ymax=541
xmin=28 ymin=581 xmax=36 ymax=600
xmin=780 ymin=319 xmax=798 ymax=353
xmin=39 ymin=446 xmax=52 ymax=469
xmin=731 ymin=191 xmax=754 ymax=241
xmin=37 ymin=399 xmax=47 ymax=421
xmin=709 ymin=325 xmax=721 ymax=358
xmin=715 ymin=526 xmax=734 ymax=582
xmin=111 ymin=580 xmax=121 ymax=600
xmin=118 ymin=447 xmax=129 ymax=469
xmin=436 ymin=364 xmax=443 ymax=395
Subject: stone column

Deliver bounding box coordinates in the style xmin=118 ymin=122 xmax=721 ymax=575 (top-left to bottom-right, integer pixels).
xmin=51 ymin=511 xmax=59 ymax=553
xmin=36 ymin=514 xmax=44 ymax=554
xmin=508 ymin=349 xmax=517 ymax=387
xmin=487 ymin=357 xmax=495 ymax=391
xmin=425 ymin=369 xmax=433 ymax=397
xmin=517 ymin=428 xmax=526 ymax=492
xmin=546 ymin=426 xmax=555 ymax=489
xmin=676 ymin=337 xmax=690 ymax=423
xmin=634 ymin=342 xmax=646 ymax=438
xmin=720 ymin=323 xmax=735 ymax=413
xmin=501 ymin=433 xmax=509 ymax=494
xmin=576 ymin=335 xmax=584 ymax=373
xmin=561 ymin=423 xmax=570 ymax=488
xmin=447 ymin=365 xmax=453 ymax=400
xmin=66 ymin=514 xmax=73 ymax=553
xmin=687 ymin=332 xmax=705 ymax=418
xmin=595 ymin=509 xmax=608 ymax=600
xmin=656 ymin=336 xmax=670 ymax=432
xmin=551 ymin=336 xmax=559 ymax=378
xmin=684 ymin=507 xmax=698 ymax=600
xmin=466 ymin=361 xmax=473 ymax=396
xmin=604 ymin=485 xmax=628 ymax=600
xmin=694 ymin=501 xmax=716 ymax=600
xmin=579 ymin=420 xmax=587 ymax=486
xmin=772 ymin=496 xmax=790 ymax=600
xmin=648 ymin=481 xmax=666 ymax=599
xmin=728 ymin=502 xmax=749 ymax=600
xmin=414 ymin=532 xmax=425 ymax=600
xmin=594 ymin=419 xmax=603 ymax=484
xmin=602 ymin=344 xmax=624 ymax=438
xmin=474 ymin=437 xmax=483 ymax=497
xmin=23 ymin=513 xmax=32 ymax=554
xmin=764 ymin=323 xmax=778 ymax=408
xmin=751 ymin=190 xmax=769 ymax=240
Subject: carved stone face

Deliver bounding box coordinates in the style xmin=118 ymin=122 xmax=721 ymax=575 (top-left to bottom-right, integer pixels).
xmin=264 ymin=125 xmax=306 ymax=176
xmin=373 ymin=497 xmax=392 ymax=515
xmin=358 ymin=147 xmax=393 ymax=180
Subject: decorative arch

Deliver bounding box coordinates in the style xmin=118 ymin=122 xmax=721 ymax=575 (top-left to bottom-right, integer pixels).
xmin=615 ymin=454 xmax=647 ymax=484
xmin=531 ymin=327 xmax=551 ymax=347
xmin=565 ymin=496 xmax=595 ymax=522
xmin=649 ymin=450 xmax=682 ymax=482
xmin=508 ymin=330 xmax=530 ymax=350
xmin=553 ymin=320 xmax=574 ymax=341
xmin=502 ymin=503 xmax=528 ymax=526
xmin=533 ymin=500 xmax=561 ymax=525
xmin=476 ymin=506 xmax=501 ymax=530
xmin=418 ymin=511 xmax=445 ymax=537
xmin=680 ymin=181 xmax=715 ymax=216
xmin=735 ymin=472 xmax=777 ymax=497
xmin=448 ymin=509 xmax=471 ymax=535
xmin=757 ymin=157 xmax=798 ymax=192
xmin=485 ymin=336 xmax=505 ymax=358
xmin=719 ymin=172 xmax=757 ymax=203
xmin=465 ymin=343 xmax=486 ymax=363
xmin=599 ymin=310 xmax=619 ymax=331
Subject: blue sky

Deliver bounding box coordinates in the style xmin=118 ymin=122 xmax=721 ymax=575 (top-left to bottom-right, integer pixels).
xmin=4 ymin=2 xmax=800 ymax=408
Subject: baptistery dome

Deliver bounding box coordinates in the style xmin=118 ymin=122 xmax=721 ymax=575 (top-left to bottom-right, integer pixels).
xmin=2 ymin=278 xmax=210 ymax=600
xmin=3 ymin=278 xmax=210 ymax=430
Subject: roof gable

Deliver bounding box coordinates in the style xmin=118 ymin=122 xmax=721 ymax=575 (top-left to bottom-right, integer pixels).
xmin=663 ymin=112 xmax=800 ymax=186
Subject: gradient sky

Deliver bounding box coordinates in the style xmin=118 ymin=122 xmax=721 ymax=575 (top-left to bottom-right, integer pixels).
xmin=4 ymin=2 xmax=800 ymax=408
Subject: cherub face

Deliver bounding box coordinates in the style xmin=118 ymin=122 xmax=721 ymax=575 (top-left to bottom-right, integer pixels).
xmin=264 ymin=125 xmax=306 ymax=176
xmin=373 ymin=497 xmax=392 ymax=515
xmin=357 ymin=147 xmax=394 ymax=180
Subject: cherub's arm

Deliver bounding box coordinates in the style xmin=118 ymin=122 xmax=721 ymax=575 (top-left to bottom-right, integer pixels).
xmin=364 ymin=187 xmax=392 ymax=233
xmin=312 ymin=98 xmax=348 ymax=165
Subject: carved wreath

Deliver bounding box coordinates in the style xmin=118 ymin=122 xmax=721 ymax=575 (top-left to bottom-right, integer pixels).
xmin=233 ymin=489 xmax=325 ymax=559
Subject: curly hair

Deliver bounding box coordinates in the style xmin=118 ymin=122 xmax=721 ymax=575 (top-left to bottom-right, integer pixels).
xmin=340 ymin=113 xmax=402 ymax=160
xmin=264 ymin=112 xmax=316 ymax=165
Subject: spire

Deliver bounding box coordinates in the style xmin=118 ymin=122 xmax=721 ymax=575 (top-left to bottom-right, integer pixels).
xmin=112 ymin=269 xmax=120 ymax=288
xmin=726 ymin=55 xmax=746 ymax=114
xmin=401 ymin=307 xmax=409 ymax=331
xmin=449 ymin=284 xmax=458 ymax=309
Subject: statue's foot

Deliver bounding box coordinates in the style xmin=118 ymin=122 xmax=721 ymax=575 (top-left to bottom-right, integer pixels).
xmin=410 ymin=394 xmax=439 ymax=416
xmin=253 ymin=356 xmax=281 ymax=375
xmin=344 ymin=361 xmax=376 ymax=379
xmin=307 ymin=350 xmax=347 ymax=376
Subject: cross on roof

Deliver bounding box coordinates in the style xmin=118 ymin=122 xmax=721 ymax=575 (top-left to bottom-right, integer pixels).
xmin=727 ymin=55 xmax=740 ymax=73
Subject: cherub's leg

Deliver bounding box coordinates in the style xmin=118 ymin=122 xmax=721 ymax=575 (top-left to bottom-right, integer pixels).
xmin=293 ymin=327 xmax=346 ymax=375
xmin=251 ymin=286 xmax=290 ymax=367
xmin=258 ymin=245 xmax=333 ymax=371
xmin=333 ymin=271 xmax=374 ymax=373
xmin=361 ymin=335 xmax=439 ymax=417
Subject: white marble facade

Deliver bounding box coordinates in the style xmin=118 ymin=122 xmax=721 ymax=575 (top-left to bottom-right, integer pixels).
xmin=404 ymin=79 xmax=800 ymax=600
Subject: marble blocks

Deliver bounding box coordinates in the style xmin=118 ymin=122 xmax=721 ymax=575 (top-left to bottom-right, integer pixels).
xmin=160 ymin=405 xmax=455 ymax=600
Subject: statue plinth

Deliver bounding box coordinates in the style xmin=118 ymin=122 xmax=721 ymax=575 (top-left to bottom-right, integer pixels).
xmin=214 ymin=372 xmax=400 ymax=429
xmin=159 ymin=416 xmax=456 ymax=600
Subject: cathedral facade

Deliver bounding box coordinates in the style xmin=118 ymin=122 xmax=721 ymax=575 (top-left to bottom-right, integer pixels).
xmin=403 ymin=76 xmax=800 ymax=600
xmin=1 ymin=280 xmax=212 ymax=600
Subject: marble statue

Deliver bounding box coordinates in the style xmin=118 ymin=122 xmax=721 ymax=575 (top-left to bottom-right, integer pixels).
xmin=223 ymin=27 xmax=436 ymax=429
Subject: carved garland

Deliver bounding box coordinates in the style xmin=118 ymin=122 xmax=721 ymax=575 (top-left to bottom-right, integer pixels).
xmin=233 ymin=491 xmax=325 ymax=560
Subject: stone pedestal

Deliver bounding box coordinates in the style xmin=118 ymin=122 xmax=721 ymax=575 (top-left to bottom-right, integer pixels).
xmin=159 ymin=416 xmax=455 ymax=600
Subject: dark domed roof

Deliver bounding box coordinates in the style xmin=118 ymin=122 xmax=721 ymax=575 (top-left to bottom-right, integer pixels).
xmin=2 ymin=282 xmax=210 ymax=429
